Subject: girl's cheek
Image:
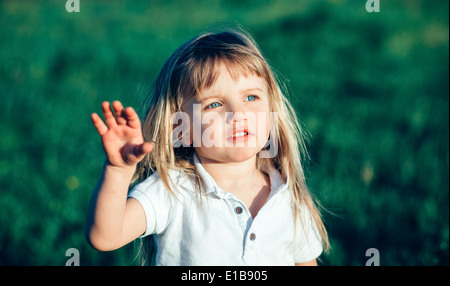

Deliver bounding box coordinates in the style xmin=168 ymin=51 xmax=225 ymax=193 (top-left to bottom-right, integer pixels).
xmin=256 ymin=112 xmax=271 ymax=147
xmin=199 ymin=112 xmax=224 ymax=147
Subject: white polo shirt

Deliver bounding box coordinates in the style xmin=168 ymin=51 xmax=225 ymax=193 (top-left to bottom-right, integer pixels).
xmin=128 ymin=153 xmax=323 ymax=266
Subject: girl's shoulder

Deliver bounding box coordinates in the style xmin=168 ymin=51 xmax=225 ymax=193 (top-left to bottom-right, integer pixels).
xmin=131 ymin=168 xmax=196 ymax=195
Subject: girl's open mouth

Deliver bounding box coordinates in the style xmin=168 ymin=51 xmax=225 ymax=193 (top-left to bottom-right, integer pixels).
xmin=228 ymin=129 xmax=253 ymax=143
xmin=232 ymin=132 xmax=248 ymax=138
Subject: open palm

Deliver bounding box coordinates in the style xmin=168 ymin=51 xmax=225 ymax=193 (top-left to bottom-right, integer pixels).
xmin=91 ymin=101 xmax=153 ymax=168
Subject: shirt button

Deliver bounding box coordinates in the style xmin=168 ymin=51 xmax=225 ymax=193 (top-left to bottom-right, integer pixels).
xmin=249 ymin=233 xmax=256 ymax=241
xmin=235 ymin=206 xmax=243 ymax=214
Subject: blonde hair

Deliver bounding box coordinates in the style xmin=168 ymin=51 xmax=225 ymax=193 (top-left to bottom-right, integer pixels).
xmin=135 ymin=27 xmax=329 ymax=265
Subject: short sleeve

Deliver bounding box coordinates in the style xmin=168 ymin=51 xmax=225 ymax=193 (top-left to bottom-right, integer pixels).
xmin=294 ymin=206 xmax=324 ymax=263
xmin=127 ymin=172 xmax=174 ymax=237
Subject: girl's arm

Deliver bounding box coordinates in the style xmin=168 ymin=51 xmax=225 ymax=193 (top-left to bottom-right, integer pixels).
xmin=295 ymin=259 xmax=318 ymax=266
xmin=85 ymin=101 xmax=153 ymax=251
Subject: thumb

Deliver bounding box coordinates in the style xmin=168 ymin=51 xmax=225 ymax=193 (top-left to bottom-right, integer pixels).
xmin=134 ymin=142 xmax=154 ymax=161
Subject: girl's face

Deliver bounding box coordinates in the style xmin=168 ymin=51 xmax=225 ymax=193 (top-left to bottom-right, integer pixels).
xmin=184 ymin=65 xmax=271 ymax=163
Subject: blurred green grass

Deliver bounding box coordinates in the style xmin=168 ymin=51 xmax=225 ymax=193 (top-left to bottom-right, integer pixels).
xmin=0 ymin=0 xmax=448 ymax=265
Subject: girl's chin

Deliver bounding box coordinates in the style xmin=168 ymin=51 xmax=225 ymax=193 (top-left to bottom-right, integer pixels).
xmin=195 ymin=147 xmax=263 ymax=163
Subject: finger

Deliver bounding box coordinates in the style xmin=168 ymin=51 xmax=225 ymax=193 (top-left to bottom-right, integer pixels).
xmin=141 ymin=142 xmax=154 ymax=154
xmin=112 ymin=100 xmax=127 ymax=125
xmin=101 ymin=101 xmax=117 ymax=129
xmin=91 ymin=113 xmax=108 ymax=136
xmin=124 ymin=107 xmax=141 ymax=129
xmin=134 ymin=142 xmax=154 ymax=160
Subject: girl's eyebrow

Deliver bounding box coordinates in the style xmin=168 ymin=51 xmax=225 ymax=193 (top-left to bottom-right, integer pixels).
xmin=198 ymin=94 xmax=223 ymax=103
xmin=240 ymin=87 xmax=263 ymax=94
xmin=198 ymin=87 xmax=264 ymax=102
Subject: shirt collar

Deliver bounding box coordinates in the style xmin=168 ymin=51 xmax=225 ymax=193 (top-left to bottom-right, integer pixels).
xmin=193 ymin=152 xmax=288 ymax=199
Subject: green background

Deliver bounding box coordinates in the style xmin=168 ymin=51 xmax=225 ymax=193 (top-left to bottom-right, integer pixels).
xmin=0 ymin=0 xmax=448 ymax=265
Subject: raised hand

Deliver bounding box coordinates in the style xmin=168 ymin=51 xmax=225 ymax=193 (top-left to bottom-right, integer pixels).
xmin=91 ymin=101 xmax=153 ymax=170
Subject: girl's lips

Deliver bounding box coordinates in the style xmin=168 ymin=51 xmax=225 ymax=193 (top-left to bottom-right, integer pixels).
xmin=232 ymin=131 xmax=248 ymax=138
xmin=227 ymin=129 xmax=254 ymax=142
xmin=228 ymin=128 xmax=250 ymax=139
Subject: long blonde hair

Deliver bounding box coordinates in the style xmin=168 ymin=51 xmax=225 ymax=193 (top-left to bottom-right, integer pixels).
xmin=135 ymin=27 xmax=329 ymax=265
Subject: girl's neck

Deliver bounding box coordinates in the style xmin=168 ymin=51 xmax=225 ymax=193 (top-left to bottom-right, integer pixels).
xmin=195 ymin=151 xmax=271 ymax=217
xmin=196 ymin=152 xmax=260 ymax=191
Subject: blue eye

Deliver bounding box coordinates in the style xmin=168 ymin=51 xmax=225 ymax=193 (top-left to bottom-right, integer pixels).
xmin=206 ymin=102 xmax=222 ymax=109
xmin=245 ymin=95 xmax=257 ymax=101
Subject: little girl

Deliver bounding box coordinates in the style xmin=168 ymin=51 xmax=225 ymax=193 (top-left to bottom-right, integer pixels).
xmin=86 ymin=28 xmax=330 ymax=266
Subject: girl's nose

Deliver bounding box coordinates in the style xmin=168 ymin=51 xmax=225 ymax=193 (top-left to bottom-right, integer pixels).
xmin=225 ymin=110 xmax=247 ymax=124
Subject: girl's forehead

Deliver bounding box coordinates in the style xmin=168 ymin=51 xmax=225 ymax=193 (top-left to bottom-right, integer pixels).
xmin=197 ymin=67 xmax=268 ymax=99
